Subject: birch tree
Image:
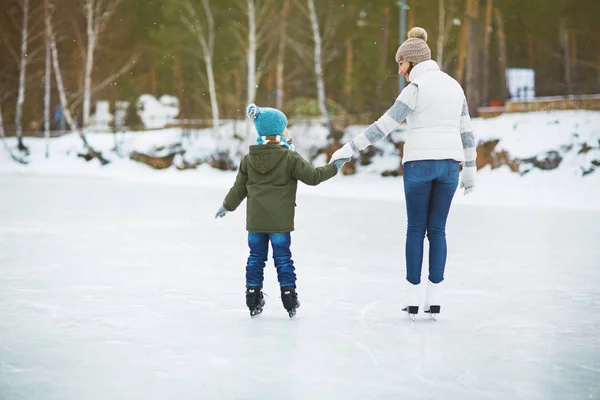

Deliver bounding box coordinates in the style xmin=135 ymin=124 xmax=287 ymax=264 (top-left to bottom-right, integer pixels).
xmin=181 ymin=0 xmax=219 ymax=130
xmin=307 ymin=0 xmax=332 ymax=135
xmin=437 ymin=0 xmax=444 ymax=66
xmin=275 ymin=0 xmax=291 ymax=110
xmin=238 ymin=0 xmax=277 ymax=106
xmin=45 ymin=0 xmax=108 ymax=164
xmin=82 ymin=0 xmax=125 ymax=134
xmin=0 ymin=91 xmax=28 ymax=164
xmin=482 ymin=0 xmax=493 ymax=106
xmin=44 ymin=14 xmax=51 ymax=158
xmin=15 ymin=0 xmax=30 ymax=153
xmin=465 ymin=0 xmax=480 ymax=114
xmin=247 ymin=0 xmax=257 ymax=106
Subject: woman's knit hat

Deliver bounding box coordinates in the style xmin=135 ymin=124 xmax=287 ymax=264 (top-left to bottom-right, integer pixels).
xmin=246 ymin=103 xmax=288 ymax=136
xmin=395 ymin=27 xmax=431 ymax=64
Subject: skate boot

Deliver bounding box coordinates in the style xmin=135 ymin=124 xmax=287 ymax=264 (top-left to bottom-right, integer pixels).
xmin=424 ymin=280 xmax=441 ymax=319
xmin=246 ymin=286 xmax=265 ymax=317
xmin=281 ymin=286 xmax=300 ymax=318
xmin=402 ymin=282 xmax=420 ymax=321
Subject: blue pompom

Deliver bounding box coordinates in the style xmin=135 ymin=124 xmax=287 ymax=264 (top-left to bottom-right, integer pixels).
xmin=246 ymin=103 xmax=260 ymax=120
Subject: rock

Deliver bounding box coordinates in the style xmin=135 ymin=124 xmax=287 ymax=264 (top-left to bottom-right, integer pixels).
xmin=208 ymin=152 xmax=237 ymax=171
xmin=520 ymin=150 xmax=562 ymax=170
xmin=175 ymin=160 xmax=202 ymax=171
xmin=475 ymin=140 xmax=500 ymax=170
xmin=581 ymin=167 xmax=595 ymax=176
xmin=130 ymin=151 xmax=177 ymax=169
xmin=78 ymin=150 xmax=110 ymax=165
xmin=579 ymin=143 xmax=592 ymax=154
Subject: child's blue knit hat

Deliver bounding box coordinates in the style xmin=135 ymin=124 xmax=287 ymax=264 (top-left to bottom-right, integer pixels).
xmin=246 ymin=103 xmax=288 ymax=136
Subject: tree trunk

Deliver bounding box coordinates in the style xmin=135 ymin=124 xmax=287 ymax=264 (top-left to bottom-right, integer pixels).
xmin=151 ymin=65 xmax=156 ymax=94
xmin=181 ymin=0 xmax=219 ymax=130
xmin=344 ymin=38 xmax=353 ymax=112
xmin=307 ymin=0 xmax=332 ymax=135
xmin=44 ymin=22 xmax=51 ymax=158
xmin=82 ymin=0 xmax=96 ymax=134
xmin=559 ymin=18 xmax=571 ymax=95
xmin=15 ymin=0 xmax=30 ymax=153
xmin=174 ymin=54 xmax=184 ymax=117
xmin=455 ymin=0 xmax=469 ymax=84
xmin=0 ymin=102 xmax=28 ymax=164
xmin=276 ymin=0 xmax=290 ymax=111
xmin=465 ymin=0 xmax=479 ymax=115
xmin=46 ymin=0 xmax=107 ymax=164
xmin=482 ymin=0 xmax=493 ymax=106
xmin=527 ymin=32 xmax=535 ymax=69
xmin=437 ymin=0 xmax=445 ymax=67
xmin=597 ymin=43 xmax=600 ymax=87
xmin=376 ymin=6 xmax=390 ymax=115
xmin=204 ymin=53 xmax=219 ymax=130
xmin=569 ymin=30 xmax=577 ymax=91
xmin=494 ymin=7 xmax=508 ymax=101
xmin=247 ymin=0 xmax=257 ymax=105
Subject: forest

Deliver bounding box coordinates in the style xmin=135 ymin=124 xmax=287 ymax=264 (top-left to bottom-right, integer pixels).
xmin=1 ymin=0 xmax=599 ymax=148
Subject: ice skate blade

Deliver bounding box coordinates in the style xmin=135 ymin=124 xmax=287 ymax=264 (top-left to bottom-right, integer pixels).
xmin=287 ymin=309 xmax=297 ymax=318
xmin=402 ymin=306 xmax=418 ymax=321
xmin=424 ymin=305 xmax=441 ymax=314
xmin=250 ymin=307 xmax=264 ymax=318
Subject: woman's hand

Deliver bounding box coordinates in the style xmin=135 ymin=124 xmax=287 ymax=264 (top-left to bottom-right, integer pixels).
xmin=330 ymin=143 xmax=355 ymax=163
xmin=459 ymin=166 xmax=476 ymax=195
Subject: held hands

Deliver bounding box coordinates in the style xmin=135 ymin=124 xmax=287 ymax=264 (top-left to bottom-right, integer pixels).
xmin=332 ymin=158 xmax=351 ymax=169
xmin=459 ymin=166 xmax=476 ymax=195
xmin=215 ymin=205 xmax=228 ymax=219
xmin=330 ymin=142 xmax=355 ymax=164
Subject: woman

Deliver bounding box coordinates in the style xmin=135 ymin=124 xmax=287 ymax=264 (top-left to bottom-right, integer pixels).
xmin=330 ymin=27 xmax=477 ymax=318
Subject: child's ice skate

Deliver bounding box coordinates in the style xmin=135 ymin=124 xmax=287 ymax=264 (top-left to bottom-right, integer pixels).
xmin=281 ymin=286 xmax=300 ymax=318
xmin=246 ymin=286 xmax=265 ymax=317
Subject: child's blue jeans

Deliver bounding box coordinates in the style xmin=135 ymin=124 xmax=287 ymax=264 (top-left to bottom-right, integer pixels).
xmin=246 ymin=232 xmax=295 ymax=287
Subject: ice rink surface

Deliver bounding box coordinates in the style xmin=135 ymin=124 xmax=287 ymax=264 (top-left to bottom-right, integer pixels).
xmin=0 ymin=175 xmax=599 ymax=400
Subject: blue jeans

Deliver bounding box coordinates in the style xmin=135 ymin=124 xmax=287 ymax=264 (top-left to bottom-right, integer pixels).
xmin=403 ymin=159 xmax=459 ymax=285
xmin=246 ymin=232 xmax=296 ymax=287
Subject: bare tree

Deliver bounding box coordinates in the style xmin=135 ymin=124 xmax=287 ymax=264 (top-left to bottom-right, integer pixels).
xmin=437 ymin=0 xmax=445 ymax=66
xmin=465 ymin=0 xmax=479 ymax=115
xmin=482 ymin=0 xmax=493 ymax=106
xmin=494 ymin=7 xmax=508 ymax=101
xmin=15 ymin=0 xmax=30 ymax=153
xmin=247 ymin=0 xmax=257 ymax=106
xmin=82 ymin=0 xmax=124 ymax=135
xmin=307 ymin=0 xmax=331 ymax=134
xmin=455 ymin=0 xmax=469 ymax=84
xmin=0 ymin=92 xmax=28 ymax=164
xmin=559 ymin=17 xmax=571 ymax=94
xmin=45 ymin=0 xmax=108 ymax=164
xmin=276 ymin=0 xmax=291 ymax=110
xmin=44 ymin=11 xmax=51 ymax=159
xmin=181 ymin=0 xmax=219 ymax=130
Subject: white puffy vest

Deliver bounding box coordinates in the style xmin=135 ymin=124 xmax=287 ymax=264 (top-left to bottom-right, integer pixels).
xmin=402 ymin=60 xmax=466 ymax=164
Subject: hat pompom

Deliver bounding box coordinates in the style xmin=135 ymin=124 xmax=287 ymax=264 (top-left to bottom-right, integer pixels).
xmin=408 ymin=27 xmax=428 ymax=42
xmin=247 ymin=103 xmax=260 ymax=120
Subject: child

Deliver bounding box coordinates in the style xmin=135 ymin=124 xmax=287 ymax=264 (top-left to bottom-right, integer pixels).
xmin=215 ymin=104 xmax=349 ymax=318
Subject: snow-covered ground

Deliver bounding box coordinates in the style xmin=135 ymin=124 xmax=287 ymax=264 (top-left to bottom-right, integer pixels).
xmin=0 ymin=174 xmax=599 ymax=400
xmin=1 ymin=110 xmax=600 ymax=210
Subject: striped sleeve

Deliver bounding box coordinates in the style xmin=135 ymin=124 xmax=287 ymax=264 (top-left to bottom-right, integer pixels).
xmin=460 ymin=99 xmax=477 ymax=167
xmin=349 ymin=84 xmax=418 ymax=152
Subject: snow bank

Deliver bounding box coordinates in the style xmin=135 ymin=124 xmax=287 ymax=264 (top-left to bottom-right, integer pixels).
xmin=1 ymin=110 xmax=599 ymax=210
